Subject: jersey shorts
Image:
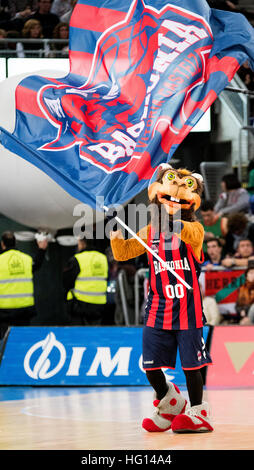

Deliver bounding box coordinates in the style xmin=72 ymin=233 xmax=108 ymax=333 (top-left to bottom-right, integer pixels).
xmin=142 ymin=325 xmax=212 ymax=370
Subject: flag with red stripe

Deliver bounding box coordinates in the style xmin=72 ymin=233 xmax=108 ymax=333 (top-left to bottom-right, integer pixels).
xmin=0 ymin=0 xmax=254 ymax=208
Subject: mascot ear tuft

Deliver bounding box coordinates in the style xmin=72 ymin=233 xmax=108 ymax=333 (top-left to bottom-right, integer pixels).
xmin=149 ymin=163 xmax=172 ymax=188
xmin=192 ymin=173 xmax=203 ymax=183
xmin=159 ymin=163 xmax=173 ymax=171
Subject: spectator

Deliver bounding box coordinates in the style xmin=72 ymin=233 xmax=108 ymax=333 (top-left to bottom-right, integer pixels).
xmin=63 ymin=237 xmax=108 ymax=325
xmin=51 ymin=21 xmax=69 ymax=56
xmin=243 ymin=71 xmax=254 ymax=92
xmin=0 ymin=2 xmax=37 ymax=33
xmin=60 ymin=0 xmax=77 ymax=23
xmin=223 ymin=212 xmax=254 ymax=255
xmin=222 ymin=238 xmax=254 ymax=268
xmin=214 ymin=173 xmax=250 ymax=217
xmin=0 ymin=1 xmax=11 ymax=22
xmin=238 ymin=61 xmax=254 ymax=86
xmin=51 ymin=0 xmax=71 ymax=18
xmin=0 ymin=1 xmax=34 ymax=32
xmin=4 ymin=30 xmax=23 ymax=57
xmin=235 ymin=261 xmax=254 ymax=324
xmin=18 ymin=18 xmax=50 ymax=57
xmin=0 ymin=17 xmax=24 ymax=35
xmin=8 ymin=1 xmax=37 ymax=20
xmin=0 ymin=28 xmax=7 ymax=38
xmin=0 ymin=28 xmax=7 ymax=50
xmin=200 ymin=199 xmax=227 ymax=252
xmin=28 ymin=0 xmax=59 ymax=38
xmin=0 ymin=230 xmax=48 ymax=339
xmin=202 ymin=238 xmax=224 ymax=270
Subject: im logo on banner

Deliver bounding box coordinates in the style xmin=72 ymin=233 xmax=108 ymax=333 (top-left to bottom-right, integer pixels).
xmin=0 ymin=326 xmax=209 ymax=386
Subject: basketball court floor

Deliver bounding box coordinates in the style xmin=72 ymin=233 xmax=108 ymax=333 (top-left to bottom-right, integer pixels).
xmin=0 ymin=385 xmax=253 ymax=450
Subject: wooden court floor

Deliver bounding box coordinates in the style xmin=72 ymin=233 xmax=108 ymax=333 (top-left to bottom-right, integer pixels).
xmin=0 ymin=386 xmax=253 ymax=450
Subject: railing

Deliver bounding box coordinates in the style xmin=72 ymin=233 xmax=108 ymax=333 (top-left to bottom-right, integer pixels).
xmin=0 ymin=38 xmax=69 ymax=58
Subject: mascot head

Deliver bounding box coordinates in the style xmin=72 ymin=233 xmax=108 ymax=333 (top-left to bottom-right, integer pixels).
xmin=148 ymin=164 xmax=203 ymax=221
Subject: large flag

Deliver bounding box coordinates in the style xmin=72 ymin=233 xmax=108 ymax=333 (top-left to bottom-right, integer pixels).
xmin=1 ymin=0 xmax=254 ymax=209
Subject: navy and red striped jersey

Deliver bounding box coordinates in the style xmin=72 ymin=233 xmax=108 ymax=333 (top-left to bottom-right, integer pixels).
xmin=145 ymin=225 xmax=206 ymax=330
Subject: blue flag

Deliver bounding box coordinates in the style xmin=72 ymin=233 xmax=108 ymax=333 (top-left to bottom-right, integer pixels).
xmin=0 ymin=0 xmax=254 ymax=209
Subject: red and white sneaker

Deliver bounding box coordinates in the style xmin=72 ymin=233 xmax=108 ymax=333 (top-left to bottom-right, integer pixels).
xmin=171 ymin=401 xmax=214 ymax=433
xmin=142 ymin=382 xmax=187 ymax=432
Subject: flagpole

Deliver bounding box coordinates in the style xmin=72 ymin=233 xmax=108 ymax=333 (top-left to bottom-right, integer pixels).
xmin=103 ymin=205 xmax=192 ymax=291
xmin=225 ymin=86 xmax=254 ymax=96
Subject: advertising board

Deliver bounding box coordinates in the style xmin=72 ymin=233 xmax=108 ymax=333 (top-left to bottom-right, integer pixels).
xmin=0 ymin=326 xmax=210 ymax=386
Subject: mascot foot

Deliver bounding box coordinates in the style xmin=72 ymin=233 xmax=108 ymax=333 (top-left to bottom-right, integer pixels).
xmin=171 ymin=402 xmax=213 ymax=433
xmin=142 ymin=382 xmax=187 ymax=432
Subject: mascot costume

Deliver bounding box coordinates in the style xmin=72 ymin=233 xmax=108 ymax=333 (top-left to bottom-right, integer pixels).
xmin=110 ymin=164 xmax=213 ymax=433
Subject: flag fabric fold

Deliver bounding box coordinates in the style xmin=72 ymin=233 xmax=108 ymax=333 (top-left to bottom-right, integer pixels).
xmin=1 ymin=0 xmax=254 ymax=209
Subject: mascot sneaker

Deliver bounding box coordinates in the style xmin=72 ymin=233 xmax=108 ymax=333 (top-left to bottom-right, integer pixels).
xmin=171 ymin=401 xmax=213 ymax=433
xmin=142 ymin=382 xmax=187 ymax=432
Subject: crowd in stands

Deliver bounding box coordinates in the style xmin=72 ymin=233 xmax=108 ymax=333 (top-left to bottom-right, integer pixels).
xmin=199 ymin=169 xmax=254 ymax=325
xmin=0 ymin=0 xmax=75 ymax=57
xmin=0 ymin=0 xmax=253 ymax=60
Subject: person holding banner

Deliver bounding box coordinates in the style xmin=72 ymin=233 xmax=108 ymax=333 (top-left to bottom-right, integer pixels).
xmin=110 ymin=164 xmax=213 ymax=434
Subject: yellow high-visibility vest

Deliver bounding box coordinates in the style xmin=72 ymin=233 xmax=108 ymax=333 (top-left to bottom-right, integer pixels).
xmin=68 ymin=251 xmax=108 ymax=304
xmin=0 ymin=249 xmax=34 ymax=309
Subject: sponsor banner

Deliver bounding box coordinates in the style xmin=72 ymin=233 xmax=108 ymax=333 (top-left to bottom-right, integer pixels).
xmin=206 ymin=325 xmax=254 ymax=387
xmin=199 ymin=270 xmax=245 ymax=315
xmin=0 ymin=326 xmax=210 ymax=386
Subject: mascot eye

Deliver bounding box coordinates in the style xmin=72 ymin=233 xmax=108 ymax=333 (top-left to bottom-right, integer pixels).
xmin=166 ymin=172 xmax=176 ymax=181
xmin=185 ymin=178 xmax=195 ymax=188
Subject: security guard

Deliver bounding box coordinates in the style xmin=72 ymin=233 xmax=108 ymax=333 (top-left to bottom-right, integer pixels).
xmin=0 ymin=231 xmax=48 ymax=338
xmin=63 ymin=237 xmax=108 ymax=325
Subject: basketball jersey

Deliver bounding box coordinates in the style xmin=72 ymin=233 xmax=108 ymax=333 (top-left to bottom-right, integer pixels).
xmin=144 ymin=225 xmax=206 ymax=330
